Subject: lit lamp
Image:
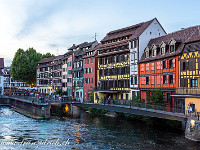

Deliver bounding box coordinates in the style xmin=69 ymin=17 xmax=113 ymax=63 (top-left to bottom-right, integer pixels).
xmin=191 ymin=120 xmax=195 ymax=128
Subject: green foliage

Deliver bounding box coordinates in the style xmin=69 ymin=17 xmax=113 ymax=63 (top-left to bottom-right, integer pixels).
xmin=10 ymin=48 xmax=55 ymax=86
xmin=132 ymin=92 xmax=140 ymax=103
xmin=61 ymin=91 xmax=68 ymax=96
xmin=42 ymin=53 xmax=55 ymax=59
xmin=54 ymin=89 xmax=62 ymax=95
xmin=147 ymin=88 xmax=164 ymax=105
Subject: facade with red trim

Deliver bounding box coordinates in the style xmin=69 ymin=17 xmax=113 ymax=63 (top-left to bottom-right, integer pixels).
xmin=83 ymin=44 xmax=99 ymax=101
xmin=139 ymin=26 xmax=200 ymax=106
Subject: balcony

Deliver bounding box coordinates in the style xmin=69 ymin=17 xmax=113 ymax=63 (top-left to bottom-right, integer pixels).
xmin=176 ymin=87 xmax=200 ymax=95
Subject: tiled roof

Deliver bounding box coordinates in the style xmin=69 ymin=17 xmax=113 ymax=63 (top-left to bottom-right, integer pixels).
xmin=38 ymin=56 xmax=57 ymax=64
xmin=0 ymin=58 xmax=4 ymax=69
xmin=140 ymin=25 xmax=200 ymax=63
xmin=101 ymin=18 xmax=155 ymax=43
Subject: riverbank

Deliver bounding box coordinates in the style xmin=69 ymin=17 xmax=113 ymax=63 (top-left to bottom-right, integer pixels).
xmin=87 ymin=107 xmax=182 ymax=130
xmin=10 ymin=106 xmax=44 ymax=120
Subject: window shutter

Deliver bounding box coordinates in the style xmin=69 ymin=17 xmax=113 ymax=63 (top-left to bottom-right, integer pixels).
xmin=166 ymin=60 xmax=169 ymax=69
xmin=173 ymin=58 xmax=175 ymax=68
xmin=161 ymin=76 xmax=163 ymax=84
xmin=149 ymin=76 xmax=151 ymax=84
xmin=167 ymin=75 xmax=169 ymax=84
xmin=160 ymin=61 xmax=163 ymax=69
xmin=173 ymin=74 xmax=175 ymax=84
xmin=146 ymin=63 xmax=149 ymax=71
xmin=157 ymin=62 xmax=160 ymax=70
xmin=151 ymin=63 xmax=154 ymax=71
xmin=152 ymin=76 xmax=154 ymax=84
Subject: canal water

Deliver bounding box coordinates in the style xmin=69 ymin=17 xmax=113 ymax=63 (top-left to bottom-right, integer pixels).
xmin=0 ymin=106 xmax=199 ymax=150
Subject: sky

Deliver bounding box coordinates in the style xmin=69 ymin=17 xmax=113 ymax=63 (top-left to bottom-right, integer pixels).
xmin=1 ymin=0 xmax=200 ymax=66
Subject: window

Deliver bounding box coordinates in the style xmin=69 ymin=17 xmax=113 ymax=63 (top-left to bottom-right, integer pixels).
xmin=152 ymin=48 xmax=156 ymax=57
xmin=117 ymin=68 xmax=121 ymax=74
xmin=161 ymin=47 xmax=165 ymax=55
xmin=131 ymin=66 xmax=134 ymax=72
xmin=163 ymin=75 xmax=166 ymax=84
xmin=91 ymin=58 xmax=93 ymax=64
xmin=111 ymin=68 xmax=114 ymax=75
xmin=111 ymin=56 xmax=115 ymax=63
xmin=131 ymin=54 xmax=134 ymax=61
xmin=183 ymin=62 xmax=186 ymax=71
xmin=84 ymin=59 xmax=86 ymax=65
xmin=169 ymin=75 xmax=173 ymax=84
xmin=163 ymin=61 xmax=166 ymax=69
xmin=99 ymin=58 xmax=102 ymax=65
xmin=135 ymin=52 xmax=137 ymax=60
xmin=87 ymin=58 xmax=89 ymax=64
xmin=133 ymin=40 xmax=137 ymax=48
xmin=117 ymin=56 xmax=121 ymax=63
xmin=191 ymin=79 xmax=198 ymax=87
xmin=91 ymin=67 xmax=93 ymax=73
xmin=145 ymin=49 xmax=149 ymax=58
xmin=135 ymin=76 xmax=137 ymax=85
xmin=91 ymin=78 xmax=93 ymax=83
xmin=146 ymin=77 xmax=149 ymax=85
xmin=169 ymin=60 xmax=173 ymax=68
xmin=170 ymin=45 xmax=175 ymax=53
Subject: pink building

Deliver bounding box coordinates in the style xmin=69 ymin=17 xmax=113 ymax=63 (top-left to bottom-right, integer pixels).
xmin=62 ymin=48 xmax=74 ymax=96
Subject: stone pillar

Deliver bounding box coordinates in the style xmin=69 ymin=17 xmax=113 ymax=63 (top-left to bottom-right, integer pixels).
xmin=185 ymin=118 xmax=200 ymax=141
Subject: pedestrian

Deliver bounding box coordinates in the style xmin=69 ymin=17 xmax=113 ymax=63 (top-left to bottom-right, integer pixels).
xmin=189 ymin=106 xmax=193 ymax=116
xmin=80 ymin=96 xmax=83 ymax=103
xmin=104 ymin=96 xmax=107 ymax=105
xmin=187 ymin=104 xmax=190 ymax=116
xmin=96 ymin=94 xmax=99 ymax=104
xmin=108 ymin=96 xmax=111 ymax=105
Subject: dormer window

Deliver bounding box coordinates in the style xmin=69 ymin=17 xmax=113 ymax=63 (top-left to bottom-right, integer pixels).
xmin=153 ymin=49 xmax=156 ymax=57
xmin=161 ymin=47 xmax=165 ymax=55
xmin=170 ymin=45 xmax=175 ymax=53
xmin=160 ymin=41 xmax=166 ymax=55
xmin=168 ymin=38 xmax=176 ymax=53
xmin=145 ymin=47 xmax=149 ymax=58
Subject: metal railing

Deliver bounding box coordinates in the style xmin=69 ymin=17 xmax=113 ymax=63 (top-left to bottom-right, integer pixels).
xmin=176 ymin=87 xmax=200 ymax=95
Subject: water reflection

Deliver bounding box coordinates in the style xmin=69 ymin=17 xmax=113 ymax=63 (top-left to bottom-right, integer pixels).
xmin=0 ymin=107 xmax=199 ymax=149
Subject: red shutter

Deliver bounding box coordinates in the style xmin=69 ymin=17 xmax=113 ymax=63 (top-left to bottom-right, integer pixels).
xmin=166 ymin=60 xmax=169 ymax=69
xmin=157 ymin=62 xmax=159 ymax=69
xmin=160 ymin=61 xmax=163 ymax=69
xmin=173 ymin=59 xmax=175 ymax=68
xmin=157 ymin=76 xmax=160 ymax=84
xmin=149 ymin=76 xmax=151 ymax=84
xmin=173 ymin=74 xmax=175 ymax=84
xmin=141 ymin=64 xmax=144 ymax=72
xmin=161 ymin=76 xmax=163 ymax=85
xmin=146 ymin=63 xmax=149 ymax=71
xmin=167 ymin=75 xmax=169 ymax=84
xmin=151 ymin=63 xmax=154 ymax=71
xmin=152 ymin=76 xmax=154 ymax=84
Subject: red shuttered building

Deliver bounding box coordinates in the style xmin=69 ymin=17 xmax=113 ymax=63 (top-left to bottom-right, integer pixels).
xmin=139 ymin=27 xmax=199 ymax=106
xmin=83 ymin=44 xmax=99 ymax=101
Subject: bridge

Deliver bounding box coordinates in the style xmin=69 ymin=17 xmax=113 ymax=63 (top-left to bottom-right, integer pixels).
xmin=0 ymin=95 xmax=188 ymax=123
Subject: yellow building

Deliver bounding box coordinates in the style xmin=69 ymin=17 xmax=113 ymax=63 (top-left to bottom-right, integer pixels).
xmin=173 ymin=38 xmax=200 ymax=114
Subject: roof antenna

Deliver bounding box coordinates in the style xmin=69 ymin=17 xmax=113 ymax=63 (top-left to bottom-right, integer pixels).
xmin=93 ymin=33 xmax=98 ymax=41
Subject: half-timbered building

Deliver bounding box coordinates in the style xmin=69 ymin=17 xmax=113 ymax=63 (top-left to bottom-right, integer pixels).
xmin=72 ymin=41 xmax=97 ymax=100
xmin=97 ymin=18 xmax=165 ymax=100
xmin=139 ymin=26 xmax=200 ymax=109
xmin=83 ymin=43 xmax=99 ymax=101
xmin=173 ymin=27 xmax=200 ymax=113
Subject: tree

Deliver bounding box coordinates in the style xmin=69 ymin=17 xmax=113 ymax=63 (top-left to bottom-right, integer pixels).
xmin=42 ymin=53 xmax=55 ymax=59
xmin=10 ymin=48 xmax=54 ymax=86
xmin=147 ymin=88 xmax=164 ymax=105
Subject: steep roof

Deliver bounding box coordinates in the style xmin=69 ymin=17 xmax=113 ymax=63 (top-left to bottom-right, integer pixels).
xmin=140 ymin=25 xmax=200 ymax=63
xmin=0 ymin=58 xmax=4 ymax=69
xmin=101 ymin=18 xmax=156 ymax=42
xmin=38 ymin=56 xmax=57 ymax=64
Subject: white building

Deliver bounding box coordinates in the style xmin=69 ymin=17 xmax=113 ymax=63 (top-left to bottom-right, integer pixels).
xmin=0 ymin=58 xmax=4 ymax=95
xmin=129 ymin=18 xmax=166 ymax=98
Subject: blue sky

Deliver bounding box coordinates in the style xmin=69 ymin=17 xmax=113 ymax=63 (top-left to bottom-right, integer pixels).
xmin=1 ymin=0 xmax=200 ymax=66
